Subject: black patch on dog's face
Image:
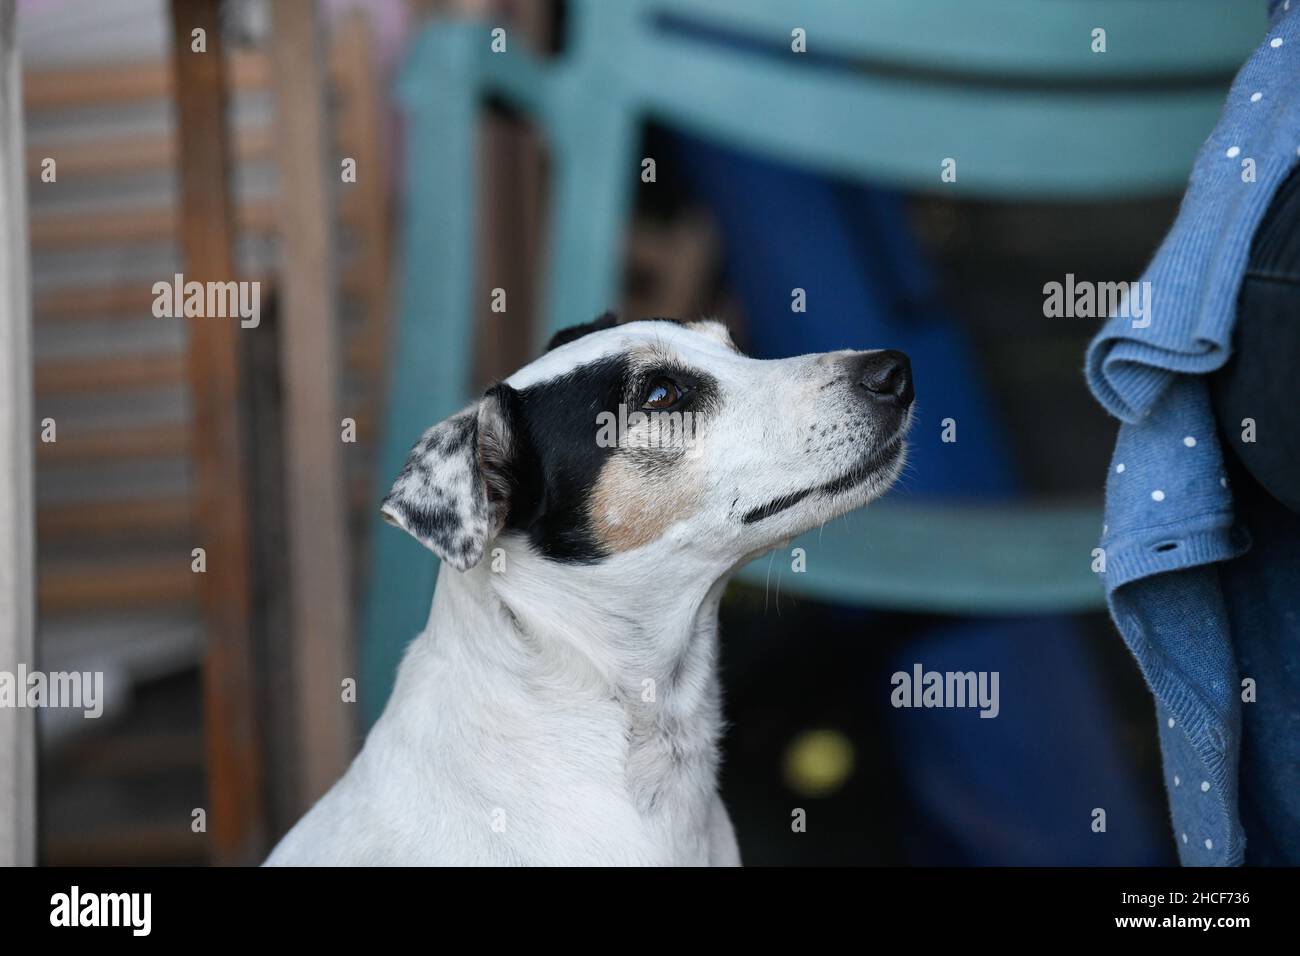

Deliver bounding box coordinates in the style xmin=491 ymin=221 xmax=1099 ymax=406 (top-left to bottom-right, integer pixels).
xmin=499 ymin=346 xmax=720 ymax=563
xmin=502 ymin=355 xmax=628 ymax=561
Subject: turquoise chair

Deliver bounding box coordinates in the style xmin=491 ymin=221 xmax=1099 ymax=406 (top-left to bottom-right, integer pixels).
xmin=362 ymin=0 xmax=1264 ymax=724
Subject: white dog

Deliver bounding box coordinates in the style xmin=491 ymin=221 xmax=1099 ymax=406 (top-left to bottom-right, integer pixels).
xmin=266 ymin=315 xmax=913 ymax=866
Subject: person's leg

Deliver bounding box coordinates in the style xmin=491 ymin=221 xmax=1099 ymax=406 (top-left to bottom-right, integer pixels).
xmin=1212 ymin=164 xmax=1300 ymax=514
xmin=1212 ymin=164 xmax=1300 ymax=865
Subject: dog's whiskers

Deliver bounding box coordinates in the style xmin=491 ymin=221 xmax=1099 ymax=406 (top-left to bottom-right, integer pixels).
xmin=762 ymin=555 xmax=769 ymax=611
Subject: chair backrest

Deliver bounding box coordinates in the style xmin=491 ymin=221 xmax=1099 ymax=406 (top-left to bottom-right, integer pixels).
xmin=565 ymin=0 xmax=1264 ymax=196
xmin=582 ymin=0 xmax=1258 ymax=77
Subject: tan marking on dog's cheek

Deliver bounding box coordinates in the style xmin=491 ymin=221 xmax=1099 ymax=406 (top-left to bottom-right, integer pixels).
xmin=589 ymin=455 xmax=703 ymax=553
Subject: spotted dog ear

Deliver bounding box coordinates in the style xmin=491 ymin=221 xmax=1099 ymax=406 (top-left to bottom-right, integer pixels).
xmin=380 ymin=387 xmax=517 ymax=571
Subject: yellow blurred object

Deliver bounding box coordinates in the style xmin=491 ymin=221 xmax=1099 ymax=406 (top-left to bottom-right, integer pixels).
xmin=782 ymin=728 xmax=855 ymax=798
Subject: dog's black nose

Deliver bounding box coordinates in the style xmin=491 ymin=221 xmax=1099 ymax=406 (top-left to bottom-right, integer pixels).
xmin=855 ymin=350 xmax=913 ymax=407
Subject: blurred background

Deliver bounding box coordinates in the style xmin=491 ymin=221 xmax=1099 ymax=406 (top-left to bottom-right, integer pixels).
xmin=4 ymin=0 xmax=1265 ymax=864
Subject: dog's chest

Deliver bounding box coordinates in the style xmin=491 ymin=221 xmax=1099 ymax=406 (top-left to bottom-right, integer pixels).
xmin=621 ymin=701 xmax=722 ymax=860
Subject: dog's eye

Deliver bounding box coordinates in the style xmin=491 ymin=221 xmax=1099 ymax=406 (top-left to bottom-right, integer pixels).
xmin=641 ymin=377 xmax=681 ymax=410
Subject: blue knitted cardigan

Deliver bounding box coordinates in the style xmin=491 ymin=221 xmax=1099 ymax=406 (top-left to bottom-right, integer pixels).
xmin=1085 ymin=1 xmax=1298 ymax=865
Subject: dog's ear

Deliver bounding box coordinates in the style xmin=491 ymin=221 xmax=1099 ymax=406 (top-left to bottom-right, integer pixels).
xmin=380 ymin=386 xmax=518 ymax=571
xmin=545 ymin=310 xmax=619 ymax=352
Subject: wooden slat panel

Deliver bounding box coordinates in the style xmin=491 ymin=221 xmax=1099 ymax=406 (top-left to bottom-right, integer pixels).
xmin=39 ymin=467 xmax=373 ymax=544
xmin=69 ymin=731 xmax=204 ymax=775
xmin=35 ymin=282 xmax=162 ymax=319
xmin=30 ymin=200 xmax=274 ymax=248
xmin=334 ymin=11 xmax=391 ymax=382
xmin=23 ymin=46 xmax=352 ymax=112
xmin=169 ymin=0 xmax=265 ymax=864
xmin=24 ymin=5 xmax=390 ymax=870
xmin=26 ymin=60 xmax=191 ymax=109
xmin=36 ymin=422 xmax=189 ymax=462
xmin=270 ymin=0 xmax=355 ymax=808
xmin=34 ymin=353 xmax=186 ymax=394
xmin=39 ymin=560 xmax=196 ymax=610
xmin=30 ymin=195 xmax=360 ymax=249
xmin=26 ymin=126 xmax=274 ymax=179
xmin=44 ymin=823 xmax=206 ymax=866
xmin=36 ymin=337 xmax=372 ymax=398
xmin=38 ymin=498 xmax=191 ymax=539
xmin=25 ymin=123 xmax=356 ymax=180
xmin=34 ymin=267 xmax=365 ymax=320
xmin=23 ymin=50 xmax=270 ymax=111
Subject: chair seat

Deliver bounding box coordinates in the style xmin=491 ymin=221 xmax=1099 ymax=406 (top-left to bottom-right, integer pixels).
xmin=736 ymin=501 xmax=1104 ymax=613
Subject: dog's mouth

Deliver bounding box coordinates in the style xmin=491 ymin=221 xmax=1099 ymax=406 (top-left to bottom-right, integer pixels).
xmin=740 ymin=434 xmax=905 ymax=525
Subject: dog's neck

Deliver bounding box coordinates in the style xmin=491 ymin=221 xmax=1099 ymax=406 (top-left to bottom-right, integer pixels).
xmin=418 ymin=540 xmax=733 ymax=817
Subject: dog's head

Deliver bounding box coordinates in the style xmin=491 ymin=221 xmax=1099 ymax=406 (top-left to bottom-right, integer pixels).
xmin=381 ymin=314 xmax=912 ymax=574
